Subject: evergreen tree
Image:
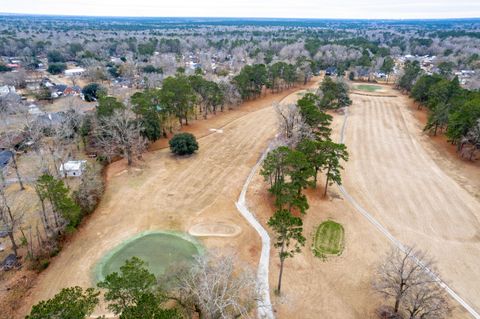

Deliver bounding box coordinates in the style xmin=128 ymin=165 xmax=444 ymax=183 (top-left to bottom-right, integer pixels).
xmin=319 ymin=141 xmax=349 ymax=197
xmin=160 ymin=75 xmax=196 ymax=126
xmin=268 ymin=209 xmax=306 ymax=294
xmin=36 ymin=173 xmax=82 ymax=228
xmin=27 ymin=287 xmax=99 ymax=319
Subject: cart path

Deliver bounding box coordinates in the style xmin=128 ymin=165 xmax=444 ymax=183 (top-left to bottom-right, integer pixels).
xmin=339 ymin=90 xmax=480 ymax=318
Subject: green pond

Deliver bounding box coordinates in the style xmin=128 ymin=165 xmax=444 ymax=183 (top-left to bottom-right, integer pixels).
xmin=95 ymin=231 xmax=202 ymax=282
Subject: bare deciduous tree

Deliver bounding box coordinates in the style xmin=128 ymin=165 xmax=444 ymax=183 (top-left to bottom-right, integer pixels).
xmin=166 ymin=252 xmax=258 ymax=319
xmin=373 ymin=246 xmax=451 ymax=319
xmin=95 ymin=109 xmax=147 ymax=166
xmin=403 ymin=280 xmax=450 ymax=319
xmin=0 ymin=178 xmax=25 ymax=258
xmin=274 ymin=102 xmax=312 ymax=147
xmin=73 ymin=164 xmax=104 ymax=215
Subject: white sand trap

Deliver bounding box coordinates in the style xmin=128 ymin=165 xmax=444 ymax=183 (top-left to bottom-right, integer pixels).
xmin=114 ymin=169 xmax=128 ymax=177
xmin=188 ymin=222 xmax=241 ymax=237
xmin=209 ymin=128 xmax=224 ymax=133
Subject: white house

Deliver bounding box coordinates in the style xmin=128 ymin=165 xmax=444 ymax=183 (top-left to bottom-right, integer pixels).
xmin=59 ymin=160 xmax=87 ymax=177
xmin=64 ymin=68 xmax=85 ymax=77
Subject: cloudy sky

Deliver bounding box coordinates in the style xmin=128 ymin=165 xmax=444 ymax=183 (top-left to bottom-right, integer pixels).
xmin=0 ymin=0 xmax=479 ymax=19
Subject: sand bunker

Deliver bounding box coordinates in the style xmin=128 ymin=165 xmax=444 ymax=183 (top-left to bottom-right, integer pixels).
xmin=189 ymin=222 xmax=242 ymax=237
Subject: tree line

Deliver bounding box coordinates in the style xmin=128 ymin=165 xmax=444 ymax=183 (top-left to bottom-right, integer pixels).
xmin=83 ymin=63 xmax=314 ymax=166
xmin=398 ymin=63 xmax=480 ymax=161
xmin=27 ymin=253 xmax=257 ymax=319
xmin=261 ymin=78 xmax=350 ymax=293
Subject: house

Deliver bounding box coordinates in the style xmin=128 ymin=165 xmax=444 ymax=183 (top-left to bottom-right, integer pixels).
xmin=59 ymin=160 xmax=87 ymax=177
xmin=50 ymin=84 xmax=68 ymax=98
xmin=25 ymin=80 xmax=41 ymax=91
xmin=461 ymin=70 xmax=475 ymax=77
xmin=325 ymin=67 xmax=337 ymax=76
xmin=64 ymin=68 xmax=85 ymax=77
xmin=34 ymin=112 xmax=66 ymax=128
xmin=63 ymin=86 xmax=82 ymax=96
xmin=42 ymin=79 xmax=55 ymax=88
xmin=357 ymin=69 xmax=370 ymax=81
xmin=0 ymin=150 xmax=13 ymax=173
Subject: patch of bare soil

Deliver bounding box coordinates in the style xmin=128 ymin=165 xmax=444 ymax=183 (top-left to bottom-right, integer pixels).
xmin=15 ymin=79 xmax=320 ymax=318
xmin=0 ymin=269 xmax=36 ymax=318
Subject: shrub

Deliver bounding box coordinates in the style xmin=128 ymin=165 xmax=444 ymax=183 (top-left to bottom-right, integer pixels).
xmin=47 ymin=63 xmax=66 ymax=75
xmin=47 ymin=50 xmax=65 ymax=63
xmin=82 ymin=83 xmax=105 ymax=102
xmin=143 ymin=65 xmax=163 ymax=74
xmin=169 ymin=133 xmax=199 ymax=155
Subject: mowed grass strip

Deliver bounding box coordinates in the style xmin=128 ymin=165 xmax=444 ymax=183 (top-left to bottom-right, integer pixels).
xmin=313 ymin=220 xmax=345 ymax=258
xmin=355 ymin=84 xmax=382 ymax=92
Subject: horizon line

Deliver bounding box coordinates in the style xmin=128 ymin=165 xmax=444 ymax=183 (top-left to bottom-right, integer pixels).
xmin=1 ymin=12 xmax=479 ymax=21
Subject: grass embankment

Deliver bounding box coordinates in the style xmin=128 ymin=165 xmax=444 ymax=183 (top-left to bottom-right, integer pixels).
xmin=313 ymin=220 xmax=345 ymax=258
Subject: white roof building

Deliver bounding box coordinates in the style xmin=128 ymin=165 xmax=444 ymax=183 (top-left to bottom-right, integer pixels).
xmin=64 ymin=68 xmax=85 ymax=77
xmin=59 ymin=160 xmax=87 ymax=177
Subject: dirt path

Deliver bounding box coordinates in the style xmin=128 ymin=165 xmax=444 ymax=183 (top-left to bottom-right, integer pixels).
xmin=18 ymin=81 xmax=319 ymax=318
xmin=343 ymin=86 xmax=480 ymax=315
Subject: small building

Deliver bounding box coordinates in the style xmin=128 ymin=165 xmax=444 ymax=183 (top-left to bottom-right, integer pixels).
xmin=63 ymin=85 xmax=82 ymax=96
xmin=325 ymin=67 xmax=337 ymax=76
xmin=64 ymin=68 xmax=85 ymax=77
xmin=50 ymin=84 xmax=67 ymax=98
xmin=59 ymin=160 xmax=87 ymax=177
xmin=35 ymin=112 xmax=66 ymax=129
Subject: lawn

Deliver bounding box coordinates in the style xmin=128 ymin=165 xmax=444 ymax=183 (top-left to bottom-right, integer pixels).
xmin=313 ymin=220 xmax=345 ymax=258
xmin=355 ymin=84 xmax=382 ymax=92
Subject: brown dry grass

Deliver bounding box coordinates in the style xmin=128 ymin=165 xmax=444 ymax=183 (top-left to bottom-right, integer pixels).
xmin=15 ymin=80 xmax=320 ymax=318
xmin=11 ymin=80 xmax=479 ymax=319
xmin=249 ymin=84 xmax=477 ymax=318
xmin=344 ymin=86 xmax=479 ymax=315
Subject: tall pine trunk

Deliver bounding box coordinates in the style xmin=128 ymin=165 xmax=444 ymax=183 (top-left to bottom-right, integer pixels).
xmin=324 ymin=167 xmax=331 ymax=197
xmin=277 ymin=241 xmax=286 ymax=293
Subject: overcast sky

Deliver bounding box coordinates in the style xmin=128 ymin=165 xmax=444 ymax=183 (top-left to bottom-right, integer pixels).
xmin=0 ymin=0 xmax=479 ymax=19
